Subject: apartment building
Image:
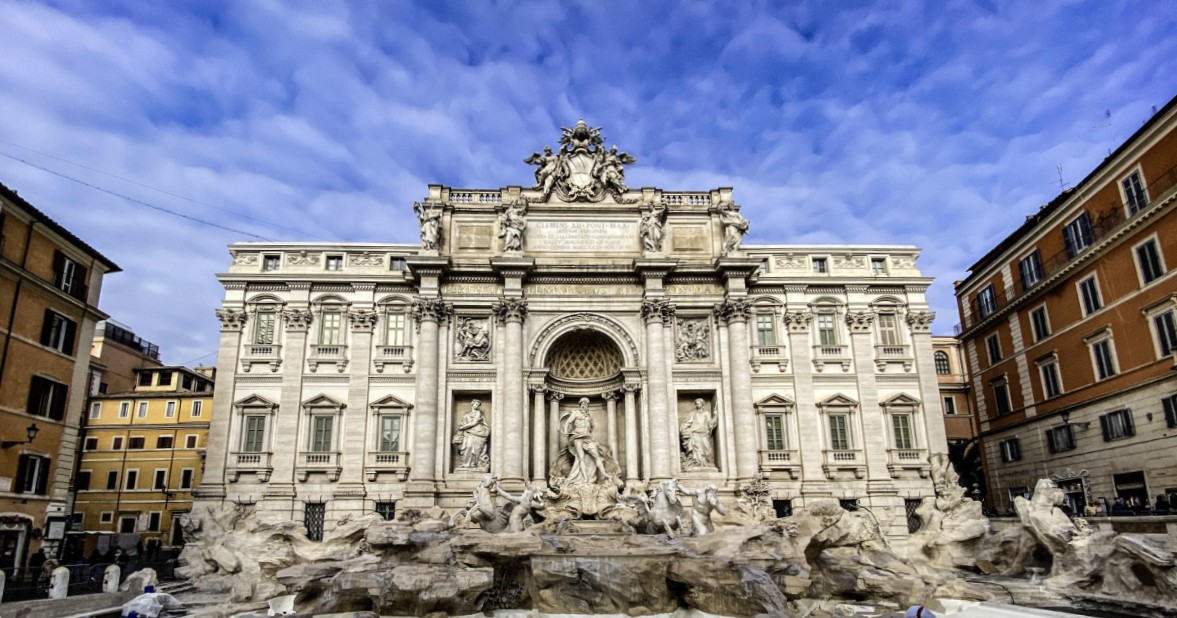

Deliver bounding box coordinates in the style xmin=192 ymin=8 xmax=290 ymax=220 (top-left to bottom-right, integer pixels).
xmin=932 ymin=336 xmax=981 ymax=497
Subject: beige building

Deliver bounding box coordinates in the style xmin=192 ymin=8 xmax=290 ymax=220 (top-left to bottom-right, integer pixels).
xmin=932 ymin=336 xmax=981 ymax=498
xmin=89 ymin=320 xmax=163 ymax=397
xmin=197 ymin=123 xmax=948 ymax=540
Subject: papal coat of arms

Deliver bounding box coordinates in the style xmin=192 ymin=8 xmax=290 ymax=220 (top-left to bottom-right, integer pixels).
xmin=525 ymin=120 xmax=636 ymax=202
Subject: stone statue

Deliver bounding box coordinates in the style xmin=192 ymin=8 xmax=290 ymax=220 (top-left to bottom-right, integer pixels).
xmin=450 ymin=474 xmax=508 ymax=532
xmin=595 ymin=145 xmax=636 ymax=195
xmin=497 ymin=198 xmax=527 ymax=252
xmin=639 ymin=201 xmax=667 ymax=252
xmin=679 ymin=398 xmax=718 ymax=469
xmin=525 ymin=146 xmax=561 ymax=199
xmin=677 ymin=482 xmax=726 ymax=536
xmin=717 ymin=199 xmax=749 ymax=256
xmin=561 ymin=398 xmax=615 ymax=486
xmin=498 ymin=482 xmax=546 ymax=533
xmin=453 ymin=399 xmax=490 ymax=470
xmin=618 ymin=480 xmax=685 ymax=537
xmin=454 ymin=318 xmax=491 ymax=362
xmin=675 ymin=319 xmax=710 ymax=361
xmin=413 ymin=201 xmax=443 ymax=251
xmin=525 ymin=121 xmax=637 ymax=203
xmin=547 ymin=397 xmax=623 ymax=518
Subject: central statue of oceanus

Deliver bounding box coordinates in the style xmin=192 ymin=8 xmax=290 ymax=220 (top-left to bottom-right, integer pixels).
xmin=545 ymin=397 xmax=624 ymax=519
xmin=525 ymin=120 xmax=636 ymax=203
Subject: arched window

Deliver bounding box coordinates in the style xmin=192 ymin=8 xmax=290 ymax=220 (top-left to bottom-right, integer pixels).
xmin=934 ymin=351 xmax=951 ymax=375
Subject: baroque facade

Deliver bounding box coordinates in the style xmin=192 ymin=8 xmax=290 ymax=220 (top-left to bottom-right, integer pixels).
xmin=198 ymin=123 xmax=947 ymax=539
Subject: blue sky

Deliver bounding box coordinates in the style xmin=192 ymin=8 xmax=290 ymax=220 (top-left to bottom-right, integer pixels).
xmin=1 ymin=0 xmax=1175 ymax=364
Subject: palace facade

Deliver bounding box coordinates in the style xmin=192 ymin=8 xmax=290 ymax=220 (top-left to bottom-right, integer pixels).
xmin=197 ymin=123 xmax=947 ymax=539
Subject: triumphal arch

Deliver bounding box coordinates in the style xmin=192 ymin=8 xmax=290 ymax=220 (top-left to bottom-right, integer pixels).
xmin=199 ymin=121 xmax=947 ymax=538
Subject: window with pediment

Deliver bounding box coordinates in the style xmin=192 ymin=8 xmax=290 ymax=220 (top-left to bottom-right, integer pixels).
xmin=881 ymin=394 xmax=922 ymax=450
xmin=312 ymin=295 xmax=349 ymax=346
xmin=246 ymin=295 xmax=285 ymax=345
xmin=369 ymin=394 xmax=412 ymax=453
xmin=817 ymin=394 xmax=859 ymax=451
xmin=302 ymin=395 xmax=345 ymax=453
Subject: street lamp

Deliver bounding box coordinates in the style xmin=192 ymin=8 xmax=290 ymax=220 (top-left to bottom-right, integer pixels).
xmin=1 ymin=423 xmax=40 ymax=449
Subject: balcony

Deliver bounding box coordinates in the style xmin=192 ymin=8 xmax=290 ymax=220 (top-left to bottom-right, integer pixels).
xmin=887 ymin=448 xmax=931 ymax=479
xmin=365 ymin=451 xmax=410 ymax=481
xmin=873 ymin=344 xmax=913 ymax=372
xmin=757 ymin=449 xmax=800 ymax=478
xmin=297 ymin=451 xmax=341 ymax=482
xmin=811 ymin=344 xmax=851 ymax=372
xmin=374 ymin=345 xmax=414 ymax=373
xmin=227 ymin=451 xmax=272 ymax=482
xmin=308 ymin=344 xmax=348 ymax=373
xmin=241 ymin=343 xmax=282 ymax=373
xmin=751 ymin=345 xmax=788 ymax=373
xmin=822 ymin=449 xmax=865 ymax=480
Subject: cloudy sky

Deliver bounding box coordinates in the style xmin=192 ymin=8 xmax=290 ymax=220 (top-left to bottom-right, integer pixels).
xmin=1 ymin=0 xmax=1175 ymax=365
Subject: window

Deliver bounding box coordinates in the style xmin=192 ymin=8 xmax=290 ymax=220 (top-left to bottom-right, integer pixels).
xmin=41 ymin=310 xmax=77 ymax=354
xmin=817 ymin=313 xmax=838 ymax=346
xmin=76 ymin=471 xmax=91 ymax=491
xmin=1018 ymin=250 xmax=1044 ymax=290
xmin=1135 ymin=238 xmax=1165 ymax=284
xmin=111 ymin=436 xmax=124 ymax=450
xmin=976 ymin=285 xmax=997 ymax=319
xmin=1078 ymin=275 xmax=1102 ymax=315
xmin=1063 ymin=212 xmax=1094 ymax=258
xmin=100 ymin=512 xmax=113 ymax=524
xmin=828 ymin=414 xmax=851 ymax=450
xmin=124 ymin=469 xmax=139 ymax=490
xmin=891 ymin=413 xmax=915 ymax=449
xmin=137 ymin=401 xmax=148 ymax=418
xmin=999 ymin=438 xmax=1021 ymax=463
xmin=773 ymin=499 xmax=793 ymax=518
xmin=764 ymin=415 xmax=786 ymax=451
xmin=934 ymin=351 xmax=950 ymax=375
xmin=876 ymin=313 xmax=901 ymax=346
xmin=1164 ymin=394 xmax=1177 ymax=428
xmin=242 ymin=415 xmax=266 ymax=452
xmin=1045 ymin=425 xmax=1075 ymax=454
xmin=89 ymin=402 xmax=101 ymax=419
xmin=180 ymin=469 xmax=194 ymax=489
xmin=1100 ymin=409 xmax=1135 ymax=441
xmin=16 ymin=454 xmax=50 ymax=494
xmin=871 ymin=258 xmax=887 ymax=275
xmin=119 ymin=516 xmax=137 ymax=533
xmin=755 ymin=314 xmax=776 ymax=346
xmin=165 ymin=401 xmax=176 ymax=418
xmin=319 ymin=310 xmax=343 ymax=345
xmin=27 ymin=375 xmax=68 ymax=421
xmin=138 ymin=372 xmax=154 ymax=387
xmin=148 ymin=512 xmax=162 ymax=532
xmin=378 ymin=416 xmax=402 ymax=452
xmin=191 ymin=400 xmax=203 ymax=417
xmin=156 ymin=436 xmax=174 ymax=449
xmin=1090 ymin=336 xmax=1117 ymax=381
xmin=119 ymin=402 xmax=130 ymax=418
xmin=986 ymin=333 xmax=1002 ymax=364
xmin=158 ymin=371 xmax=173 ymax=386
xmin=310 ymin=416 xmax=334 ymax=452
xmin=812 ymin=257 xmax=828 ymax=274
xmin=1039 ymin=358 xmax=1063 ymax=399
xmin=942 ymin=396 xmax=956 ymax=415
xmin=1153 ymin=310 xmax=1177 ymax=357
xmin=254 ymin=310 xmax=277 ymax=345
xmin=262 ymin=254 xmax=280 ymax=271
xmin=375 ymin=501 xmax=396 ymax=521
xmin=305 ymin=503 xmax=326 ymax=542
xmin=385 ymin=312 xmax=406 ymax=346
xmin=1029 ymin=306 xmax=1050 ymax=342
xmin=992 ymin=379 xmax=1012 ymax=416
xmin=326 ymin=255 xmax=344 ymax=271
xmin=1121 ymin=170 xmax=1148 ymax=215
xmin=128 ymin=436 xmax=145 ymax=450
xmin=52 ymin=250 xmax=87 ymax=300
xmin=182 ymin=375 xmax=193 ymax=390
xmin=185 ymin=434 xmax=199 ymax=449
xmin=84 ymin=437 xmax=98 ymax=450
xmin=390 ymin=257 xmax=407 ymax=271
xmin=106 ymin=470 xmax=118 ymax=490
xmin=153 ymin=469 xmax=167 ymax=490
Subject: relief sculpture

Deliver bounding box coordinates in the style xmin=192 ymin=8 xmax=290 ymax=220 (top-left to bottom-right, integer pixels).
xmin=675 ymin=318 xmax=711 ymax=361
xmin=454 ymin=317 xmax=491 ymax=361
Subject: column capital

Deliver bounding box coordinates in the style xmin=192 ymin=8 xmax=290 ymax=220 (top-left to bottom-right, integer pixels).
xmin=529 ymin=384 xmax=547 ymax=395
xmin=347 ymin=309 xmax=379 ymax=332
xmin=601 ymin=390 xmax=619 ymax=401
xmin=906 ymin=310 xmax=936 ymax=334
xmin=282 ymin=308 xmax=313 ymax=332
xmin=714 ymin=297 xmax=751 ymax=324
xmin=215 ymin=308 xmax=247 ymax=332
xmin=621 ymin=383 xmax=641 ymax=394
xmin=546 ymin=391 xmax=564 ymax=402
xmin=640 ymin=298 xmax=676 ymax=324
xmin=846 ymin=310 xmax=876 ymax=333
xmin=783 ymin=310 xmax=812 ymax=333
xmin=411 ymin=297 xmax=453 ymax=324
xmin=492 ymin=297 xmax=528 ymax=323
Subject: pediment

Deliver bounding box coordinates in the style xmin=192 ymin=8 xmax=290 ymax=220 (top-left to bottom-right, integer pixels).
xmin=302 ymin=393 xmax=346 ymax=409
xmin=755 ymin=393 xmax=795 ymax=408
xmin=881 ymin=393 xmax=921 ymax=407
xmin=817 ymin=393 xmax=859 ymax=408
xmin=234 ymin=394 xmax=278 ymax=409
xmin=370 ymin=394 xmax=413 ymax=410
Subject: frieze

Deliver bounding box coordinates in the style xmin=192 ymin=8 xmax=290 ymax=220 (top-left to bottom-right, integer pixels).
xmin=302 ymin=376 xmax=350 ymax=385
xmin=445 ymin=370 xmax=498 ymax=383
xmin=369 ymin=376 xmax=416 ymax=384
xmin=892 ymin=256 xmax=917 ymax=269
xmin=231 ymin=251 xmax=258 ymax=266
xmin=233 ymin=375 xmax=282 ymax=384
xmin=442 ymin=282 xmax=502 ymax=295
xmin=287 ymin=251 xmax=320 ymax=266
xmin=527 ymin=283 xmax=641 ymax=297
xmin=348 ymin=252 xmax=384 ymax=267
xmin=665 ymin=283 xmax=724 ymax=296
xmin=774 ymin=254 xmax=808 ymax=269
xmin=832 ymin=255 xmax=866 ymax=269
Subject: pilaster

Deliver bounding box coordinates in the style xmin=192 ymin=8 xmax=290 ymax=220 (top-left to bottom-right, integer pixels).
xmin=641 ymin=298 xmax=675 ymax=480
xmin=405 ymin=297 xmax=450 ymax=504
xmin=339 ymin=308 xmax=377 ymax=492
xmin=195 ymin=308 xmax=246 ymax=498
xmin=493 ymin=297 xmax=528 ymax=485
xmin=846 ymin=310 xmax=894 ymax=492
xmin=907 ymin=311 xmax=948 ymax=455
xmin=784 ymin=310 xmax=828 ymax=495
xmin=270 ymin=307 xmax=312 ymax=497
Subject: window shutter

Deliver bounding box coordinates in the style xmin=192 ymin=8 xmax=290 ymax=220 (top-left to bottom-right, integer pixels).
xmin=52 ymin=250 xmax=65 ymax=287
xmin=41 ymin=310 xmax=55 ymax=346
xmin=63 ymin=319 xmax=76 ymax=355
xmin=27 ymin=376 xmax=44 ymax=416
xmin=49 ymin=382 xmax=67 ymax=421
xmin=35 ymin=458 xmax=50 ymax=495
xmin=1124 ymin=411 xmax=1135 ymax=437
xmin=71 ymin=264 xmax=87 ymax=300
xmin=1046 ymin=430 xmax=1057 ymax=454
xmin=1012 ymin=439 xmax=1020 ymax=460
xmin=1099 ymin=415 xmax=1111 ymax=441
xmin=15 ymin=455 xmax=30 ymax=493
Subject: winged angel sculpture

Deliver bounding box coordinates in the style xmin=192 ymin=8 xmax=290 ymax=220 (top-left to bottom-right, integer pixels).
xmin=525 ymin=120 xmax=636 ymax=202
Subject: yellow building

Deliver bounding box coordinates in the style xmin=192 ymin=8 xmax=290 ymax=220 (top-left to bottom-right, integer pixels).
xmin=73 ymin=366 xmax=214 ymax=552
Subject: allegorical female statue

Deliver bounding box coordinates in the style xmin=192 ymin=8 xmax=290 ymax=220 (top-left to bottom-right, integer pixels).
xmin=453 ymin=399 xmax=490 ymax=470
xmin=680 ymin=398 xmax=718 ymax=469
xmin=413 ymin=201 xmax=443 ymax=251
xmin=717 ymin=199 xmax=749 ymax=256
xmin=497 ymin=198 xmax=527 ymax=252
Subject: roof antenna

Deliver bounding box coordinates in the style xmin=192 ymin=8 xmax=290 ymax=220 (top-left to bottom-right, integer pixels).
xmin=1056 ymin=164 xmax=1068 ymax=192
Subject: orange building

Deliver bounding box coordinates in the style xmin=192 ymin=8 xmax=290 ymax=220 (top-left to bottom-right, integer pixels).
xmin=932 ymin=336 xmax=982 ymax=497
xmin=0 ymin=182 xmax=119 ymax=570
xmin=955 ymin=94 xmax=1177 ymax=515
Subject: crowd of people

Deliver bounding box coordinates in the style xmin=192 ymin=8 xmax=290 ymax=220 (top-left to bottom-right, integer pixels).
xmin=1081 ymin=494 xmax=1172 ymax=517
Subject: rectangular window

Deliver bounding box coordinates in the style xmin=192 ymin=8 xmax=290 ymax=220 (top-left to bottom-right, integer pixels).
xmin=100 ymin=512 xmax=113 ymax=524
xmin=262 ymin=254 xmax=280 ymax=271
xmin=26 ymin=375 xmax=68 ymax=421
xmin=137 ymin=401 xmax=148 ymax=418
xmin=254 ymin=311 xmax=277 ymax=345
xmin=156 ymin=435 xmax=174 ymax=449
xmin=165 ymin=401 xmax=176 ymax=418
xmin=999 ymin=438 xmax=1021 ymax=463
xmin=112 ymin=436 xmax=124 ymax=450
xmin=16 ymin=454 xmax=50 ymax=494
xmin=128 ymin=437 xmax=145 ymax=450
xmin=153 ymin=469 xmax=167 ymax=490
xmin=1078 ymin=276 xmax=1102 ymax=315
xmin=1018 ymin=250 xmax=1044 ymax=290
xmin=310 ymin=416 xmax=334 ymax=452
xmin=76 ymin=470 xmax=91 ymax=491
xmin=891 ymin=413 xmax=914 ymax=449
xmin=1122 ymin=170 xmax=1148 ymax=215
xmin=390 ymin=257 xmax=407 ymax=271
xmin=105 ymin=470 xmax=118 ymax=490
xmin=992 ymin=380 xmax=1012 ymax=416
xmin=119 ymin=402 xmax=130 ymax=418
xmin=320 ymin=311 xmax=342 ymax=345
xmin=1030 ymin=306 xmax=1050 ymax=341
xmin=119 ymin=516 xmax=136 ymax=534
xmin=1063 ymin=212 xmax=1094 ymax=258
xmin=812 ymin=257 xmax=828 ymax=274
xmin=1164 ymin=394 xmax=1177 ymax=428
xmin=375 ymin=501 xmax=397 ymax=521
xmin=138 ymin=372 xmax=154 ymax=387
xmin=1154 ymin=311 xmax=1177 ymax=356
xmin=877 ymin=313 xmax=900 ymax=346
xmin=871 ymin=258 xmax=887 ymax=275
xmin=326 ymin=255 xmax=344 ymax=270
xmin=817 ymin=313 xmax=838 ymax=346
xmin=1091 ymin=338 xmax=1117 ymax=380
xmin=755 ymin=314 xmax=776 ymax=346
xmin=124 ymin=469 xmax=139 ymax=490
xmin=1100 ymin=409 xmax=1135 ymax=441
xmin=191 ymin=400 xmax=203 ymax=417
xmin=53 ymin=250 xmax=87 ymax=300
xmin=378 ymin=416 xmax=402 ymax=452
xmin=1136 ymin=239 xmax=1165 ymax=284
xmin=828 ymin=414 xmax=850 ymax=450
xmin=84 ymin=437 xmax=98 ymax=450
xmin=89 ymin=402 xmax=101 ymax=419
xmin=158 ymin=371 xmax=173 ymax=386
xmin=764 ymin=415 xmax=786 ymax=451
xmin=1045 ymin=425 xmax=1076 ymax=454
xmin=385 ymin=313 xmax=406 ymax=346
xmin=976 ymin=285 xmax=997 ymax=319
xmin=986 ymin=333 xmax=1002 ymax=364
xmin=243 ymin=416 xmax=266 ymax=452
xmin=148 ymin=512 xmax=162 ymax=532
xmin=942 ymin=396 xmax=956 ymax=415
xmin=185 ymin=434 xmax=199 ymax=449
xmin=41 ymin=310 xmax=77 ymax=354
xmin=1039 ymin=359 xmax=1063 ymax=399
xmin=180 ymin=468 xmax=194 ymax=489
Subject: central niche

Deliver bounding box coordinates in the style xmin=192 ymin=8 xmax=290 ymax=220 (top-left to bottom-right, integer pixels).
xmin=545 ymin=329 xmax=622 ymax=382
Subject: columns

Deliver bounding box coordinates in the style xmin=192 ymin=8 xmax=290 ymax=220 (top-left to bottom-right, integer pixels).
xmin=493 ymin=298 xmax=527 ymax=484
xmin=603 ymin=391 xmax=619 ymax=460
xmin=409 ymin=298 xmax=450 ymax=487
xmin=784 ymin=310 xmax=828 ymax=494
xmin=547 ymin=391 xmax=564 ymax=467
xmin=622 ymin=384 xmax=640 ymax=482
xmin=531 ymin=385 xmax=547 ymax=483
xmin=716 ymin=297 xmax=758 ymax=481
xmin=908 ymin=311 xmax=949 ymax=455
xmin=199 ymin=308 xmax=248 ymax=496
xmin=641 ymin=298 xmax=675 ymax=480
xmin=340 ymin=308 xmax=378 ymax=488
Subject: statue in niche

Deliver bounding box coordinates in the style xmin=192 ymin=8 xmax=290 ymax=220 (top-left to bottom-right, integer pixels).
xmin=677 ymin=482 xmax=727 ymax=536
xmin=639 ymin=201 xmax=667 ymax=252
xmin=497 ymin=198 xmax=527 ymax=252
xmin=675 ymin=319 xmax=711 ymax=361
xmin=454 ymin=318 xmax=491 ymax=361
xmin=413 ymin=201 xmax=443 ymax=251
xmin=547 ymin=397 xmax=623 ymax=518
xmin=717 ymin=199 xmax=749 ymax=256
xmin=453 ymin=399 xmax=490 ymax=470
xmin=680 ymin=398 xmax=718 ymax=469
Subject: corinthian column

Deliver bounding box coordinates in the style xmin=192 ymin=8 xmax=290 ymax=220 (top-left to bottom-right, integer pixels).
xmin=641 ymin=298 xmax=675 ymax=480
xmin=622 ymin=383 xmax=640 ymax=482
xmin=409 ymin=298 xmax=450 ymax=486
xmin=602 ymin=390 xmax=619 ymax=460
xmin=717 ymin=297 xmax=758 ymax=481
xmin=493 ymin=298 xmax=528 ymax=484
xmin=199 ymin=308 xmax=247 ymax=498
xmin=531 ymin=384 xmax=547 ymax=483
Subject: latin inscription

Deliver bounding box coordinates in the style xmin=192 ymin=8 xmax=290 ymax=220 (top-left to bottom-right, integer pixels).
xmin=671 ymin=226 xmax=707 ymax=252
xmin=442 ymin=282 xmax=501 ymax=295
xmin=526 ymin=283 xmax=642 ymax=296
xmin=457 ymin=224 xmax=493 ymax=249
xmin=526 ymin=220 xmax=639 ymax=253
xmin=666 ymin=283 xmax=723 ymax=296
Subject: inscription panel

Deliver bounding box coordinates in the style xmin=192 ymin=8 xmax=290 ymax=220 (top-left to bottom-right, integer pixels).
xmin=526 ymin=283 xmax=642 ymax=296
xmin=457 ymin=224 xmax=493 ymax=249
xmin=666 ymin=283 xmax=723 ymax=296
xmin=526 ymin=220 xmax=639 ymax=253
xmin=671 ymin=226 xmax=708 ymax=252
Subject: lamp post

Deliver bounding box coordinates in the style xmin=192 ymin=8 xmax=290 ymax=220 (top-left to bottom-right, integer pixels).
xmin=1 ymin=423 xmax=40 ymax=448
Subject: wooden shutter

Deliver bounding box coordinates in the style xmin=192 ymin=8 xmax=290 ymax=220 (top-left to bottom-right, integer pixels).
xmin=15 ymin=455 xmax=30 ymax=493
xmin=71 ymin=263 xmax=87 ymax=300
xmin=34 ymin=457 xmax=50 ymax=495
xmin=40 ymin=309 xmax=55 ymax=346
xmin=63 ymin=318 xmax=76 ymax=355
xmin=26 ymin=376 xmax=44 ymax=416
xmin=49 ymin=381 xmax=67 ymax=421
xmin=52 ymin=250 xmax=66 ymax=288
xmin=1099 ymin=415 xmax=1111 ymax=441
xmin=1124 ymin=411 xmax=1136 ymax=437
